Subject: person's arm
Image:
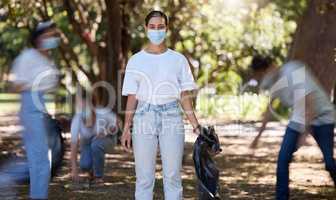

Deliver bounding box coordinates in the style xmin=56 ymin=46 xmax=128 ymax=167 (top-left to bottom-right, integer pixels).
xmin=70 ymin=141 xmax=80 ymax=182
xmin=292 ymin=92 xmax=315 ymax=148
xmin=121 ymin=95 xmax=138 ymax=151
xmin=108 ymin=113 xmax=122 ymax=135
xmin=115 ymin=115 xmax=123 ymax=135
xmin=180 ymin=90 xmax=200 ymax=134
xmin=9 ymin=53 xmax=29 ymax=93
xmin=296 ymin=93 xmax=314 ymax=148
xmin=69 ymin=115 xmax=81 ymax=182
xmin=250 ymin=100 xmax=273 ymax=149
xmin=9 ymin=83 xmax=27 ymax=93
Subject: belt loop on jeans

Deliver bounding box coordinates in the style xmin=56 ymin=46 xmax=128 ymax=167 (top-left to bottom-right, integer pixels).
xmin=158 ymin=103 xmax=165 ymax=111
xmin=162 ymin=101 xmax=178 ymax=111
xmin=141 ymin=102 xmax=149 ymax=112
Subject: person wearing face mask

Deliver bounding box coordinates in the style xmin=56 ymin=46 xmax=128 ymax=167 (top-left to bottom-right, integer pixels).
xmin=9 ymin=21 xmax=60 ymax=200
xmin=121 ymin=10 xmax=201 ymax=200
xmin=248 ymin=55 xmax=336 ymax=200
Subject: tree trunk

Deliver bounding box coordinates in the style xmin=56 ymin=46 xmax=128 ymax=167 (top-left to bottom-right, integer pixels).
xmin=104 ymin=0 xmax=122 ymax=111
xmin=334 ymin=83 xmax=336 ymax=104
xmin=62 ymin=0 xmax=140 ymax=114
xmin=104 ymin=0 xmax=135 ymax=113
xmin=289 ymin=0 xmax=336 ymax=96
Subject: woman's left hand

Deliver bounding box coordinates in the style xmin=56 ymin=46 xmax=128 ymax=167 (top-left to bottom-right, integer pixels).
xmin=192 ymin=124 xmax=201 ymax=135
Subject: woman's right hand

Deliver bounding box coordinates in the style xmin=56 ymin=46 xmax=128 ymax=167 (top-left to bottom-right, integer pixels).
xmin=121 ymin=127 xmax=132 ymax=152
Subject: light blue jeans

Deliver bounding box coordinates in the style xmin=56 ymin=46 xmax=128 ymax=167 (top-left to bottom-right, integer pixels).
xmin=132 ymin=101 xmax=185 ymax=200
xmin=19 ymin=91 xmax=51 ymax=199
xmin=80 ymin=135 xmax=117 ymax=178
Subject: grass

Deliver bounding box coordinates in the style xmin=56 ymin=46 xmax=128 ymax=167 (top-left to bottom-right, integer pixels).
xmin=0 ymin=93 xmax=61 ymax=114
xmin=0 ymin=92 xmax=284 ymax=123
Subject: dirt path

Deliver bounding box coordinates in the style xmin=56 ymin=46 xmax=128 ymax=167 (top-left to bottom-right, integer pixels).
xmin=0 ymin=115 xmax=335 ymax=199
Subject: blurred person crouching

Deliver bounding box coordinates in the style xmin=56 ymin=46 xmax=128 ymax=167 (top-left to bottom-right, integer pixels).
xmin=70 ymin=89 xmax=120 ymax=187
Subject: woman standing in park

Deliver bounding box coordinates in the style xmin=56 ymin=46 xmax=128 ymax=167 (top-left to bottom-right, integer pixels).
xmin=9 ymin=21 xmax=60 ymax=199
xmin=121 ymin=10 xmax=201 ymax=200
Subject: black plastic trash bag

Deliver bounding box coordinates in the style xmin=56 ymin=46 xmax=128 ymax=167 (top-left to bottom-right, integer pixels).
xmin=46 ymin=114 xmax=66 ymax=179
xmin=0 ymin=114 xmax=65 ymax=184
xmin=193 ymin=126 xmax=222 ymax=200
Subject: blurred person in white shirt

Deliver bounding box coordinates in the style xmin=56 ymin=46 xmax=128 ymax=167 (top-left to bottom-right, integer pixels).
xmin=9 ymin=20 xmax=60 ymax=200
xmin=249 ymin=55 xmax=336 ymax=200
xmin=70 ymin=89 xmax=120 ymax=186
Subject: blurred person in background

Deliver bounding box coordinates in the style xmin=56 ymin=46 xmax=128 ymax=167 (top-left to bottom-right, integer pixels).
xmin=70 ymin=89 xmax=120 ymax=186
xmin=249 ymin=55 xmax=336 ymax=200
xmin=9 ymin=20 xmax=60 ymax=199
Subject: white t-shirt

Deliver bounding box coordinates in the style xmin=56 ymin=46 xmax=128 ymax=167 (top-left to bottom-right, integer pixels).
xmin=70 ymin=107 xmax=118 ymax=144
xmin=261 ymin=61 xmax=335 ymax=131
xmin=10 ymin=48 xmax=59 ymax=91
xmin=122 ymin=49 xmax=198 ymax=105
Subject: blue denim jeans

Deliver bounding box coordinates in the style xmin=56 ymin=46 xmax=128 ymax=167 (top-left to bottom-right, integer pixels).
xmin=132 ymin=101 xmax=185 ymax=200
xmin=0 ymin=159 xmax=28 ymax=199
xmin=276 ymin=124 xmax=336 ymax=200
xmin=19 ymin=91 xmax=51 ymax=199
xmin=80 ymin=135 xmax=117 ymax=178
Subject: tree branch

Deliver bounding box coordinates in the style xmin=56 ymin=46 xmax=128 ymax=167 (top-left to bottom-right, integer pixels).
xmin=63 ymin=0 xmax=98 ymax=58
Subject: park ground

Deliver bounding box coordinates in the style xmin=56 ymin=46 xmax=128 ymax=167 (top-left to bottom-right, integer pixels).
xmin=0 ymin=112 xmax=336 ymax=200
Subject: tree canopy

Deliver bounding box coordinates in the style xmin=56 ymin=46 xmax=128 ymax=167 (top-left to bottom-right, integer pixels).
xmin=7 ymin=0 xmax=336 ymax=111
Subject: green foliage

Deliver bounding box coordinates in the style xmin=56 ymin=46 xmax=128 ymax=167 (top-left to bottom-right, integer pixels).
xmin=0 ymin=0 xmax=308 ymax=118
xmin=271 ymin=0 xmax=308 ymax=21
xmin=196 ymin=92 xmax=269 ymax=121
xmin=178 ymin=0 xmax=299 ymax=94
xmin=122 ymin=0 xmax=305 ymax=95
xmin=0 ymin=0 xmax=307 ymax=86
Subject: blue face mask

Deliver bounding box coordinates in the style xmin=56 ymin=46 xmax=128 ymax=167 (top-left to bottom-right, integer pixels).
xmin=147 ymin=29 xmax=166 ymax=45
xmin=40 ymin=37 xmax=60 ymax=50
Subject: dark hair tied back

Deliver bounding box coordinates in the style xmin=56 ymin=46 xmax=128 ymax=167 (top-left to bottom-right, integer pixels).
xmin=145 ymin=10 xmax=168 ymax=26
xmin=30 ymin=21 xmax=56 ymax=47
xmin=249 ymin=55 xmax=274 ymax=71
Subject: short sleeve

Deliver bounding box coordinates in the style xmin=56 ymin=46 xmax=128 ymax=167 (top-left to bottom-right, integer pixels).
xmin=9 ymin=49 xmax=59 ymax=91
xmin=106 ymin=112 xmax=117 ymax=128
xmin=302 ymin=69 xmax=316 ymax=96
xmin=9 ymin=52 xmax=33 ymax=85
xmin=290 ymin=63 xmax=315 ymax=96
xmin=283 ymin=62 xmax=315 ymax=100
xmin=178 ymin=56 xmax=198 ymax=91
xmin=70 ymin=114 xmax=81 ymax=144
xmin=122 ymin=58 xmax=139 ymax=96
